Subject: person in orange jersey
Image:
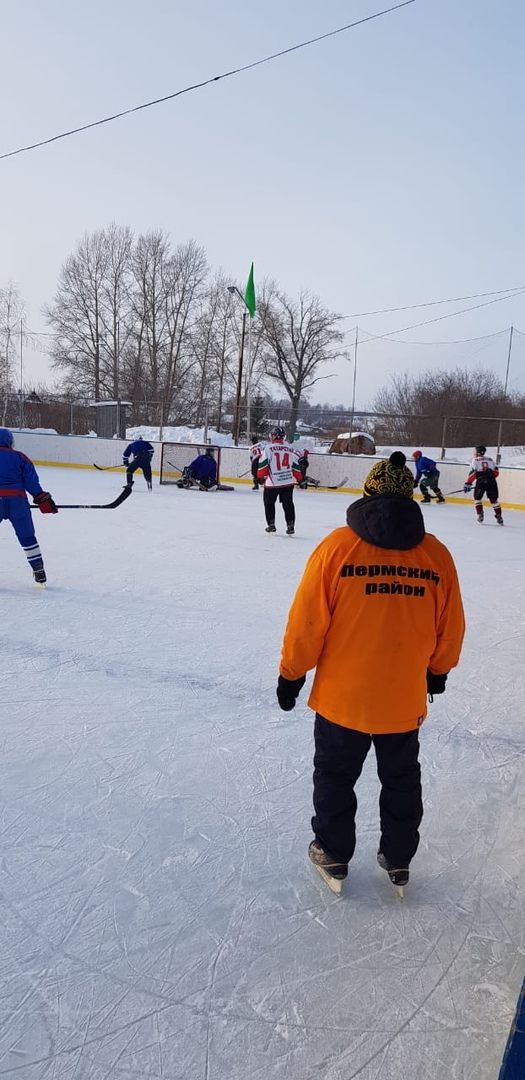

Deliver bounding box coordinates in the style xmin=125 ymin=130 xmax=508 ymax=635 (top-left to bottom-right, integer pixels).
xmin=277 ymin=451 xmax=465 ymax=892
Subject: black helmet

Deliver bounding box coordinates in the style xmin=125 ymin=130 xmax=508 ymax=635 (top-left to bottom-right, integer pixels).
xmin=271 ymin=426 xmax=286 ymax=439
xmin=475 ymin=445 xmax=487 ymax=455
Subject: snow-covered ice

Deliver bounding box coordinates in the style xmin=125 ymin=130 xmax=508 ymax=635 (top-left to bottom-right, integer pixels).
xmin=0 ymin=468 xmax=523 ymax=1080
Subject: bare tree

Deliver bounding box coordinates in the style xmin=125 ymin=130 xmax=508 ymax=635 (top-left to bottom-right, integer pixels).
xmin=129 ymin=233 xmax=207 ymax=426
xmin=372 ymin=367 xmax=525 ymax=445
xmin=0 ymin=282 xmax=26 ymax=424
xmin=46 ymin=229 xmax=114 ymax=399
xmin=259 ymin=288 xmax=344 ymax=438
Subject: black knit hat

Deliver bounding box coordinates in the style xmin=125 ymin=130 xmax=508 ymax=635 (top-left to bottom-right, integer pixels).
xmin=363 ymin=452 xmax=414 ymax=499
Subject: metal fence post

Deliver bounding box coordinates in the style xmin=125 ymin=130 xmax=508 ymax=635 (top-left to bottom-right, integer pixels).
xmin=440 ymin=416 xmax=447 ymax=460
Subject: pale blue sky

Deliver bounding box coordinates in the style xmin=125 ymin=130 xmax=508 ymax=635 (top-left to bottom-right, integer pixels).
xmin=2 ymin=0 xmax=525 ymax=405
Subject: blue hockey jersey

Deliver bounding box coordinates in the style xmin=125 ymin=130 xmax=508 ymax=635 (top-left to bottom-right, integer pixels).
xmin=0 ymin=447 xmax=43 ymax=499
xmin=189 ymin=454 xmax=217 ymax=483
xmin=123 ymin=439 xmax=154 ymax=463
xmin=414 ymin=455 xmax=438 ymax=482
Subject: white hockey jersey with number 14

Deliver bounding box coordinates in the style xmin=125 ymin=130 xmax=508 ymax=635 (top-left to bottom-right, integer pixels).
xmin=257 ymin=441 xmax=303 ymax=488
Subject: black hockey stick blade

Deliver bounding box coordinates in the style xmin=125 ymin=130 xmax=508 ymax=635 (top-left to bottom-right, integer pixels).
xmin=32 ymin=485 xmax=132 ymax=510
xmin=318 ymin=475 xmax=349 ymax=490
xmin=93 ymin=463 xmax=126 ymax=471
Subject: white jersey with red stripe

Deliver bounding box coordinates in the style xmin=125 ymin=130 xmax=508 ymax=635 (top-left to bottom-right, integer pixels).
xmin=249 ymin=442 xmax=264 ymax=462
xmin=257 ymin=440 xmax=302 ymax=488
xmin=467 ymin=454 xmax=499 ymax=484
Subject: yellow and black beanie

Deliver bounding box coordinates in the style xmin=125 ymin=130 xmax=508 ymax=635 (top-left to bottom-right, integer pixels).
xmin=363 ymin=452 xmax=414 ymax=499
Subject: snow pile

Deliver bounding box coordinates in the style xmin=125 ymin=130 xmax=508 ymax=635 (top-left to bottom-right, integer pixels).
xmin=126 ymin=425 xmax=235 ymax=446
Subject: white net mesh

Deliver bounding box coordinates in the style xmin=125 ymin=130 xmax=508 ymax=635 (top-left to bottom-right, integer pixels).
xmin=160 ymin=443 xmax=222 ymax=485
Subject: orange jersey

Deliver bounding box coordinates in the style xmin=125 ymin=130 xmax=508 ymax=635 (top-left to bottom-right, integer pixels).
xmin=280 ymin=516 xmax=465 ymax=735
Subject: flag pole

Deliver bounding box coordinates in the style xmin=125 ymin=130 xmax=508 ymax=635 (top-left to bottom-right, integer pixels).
xmin=246 ymin=316 xmax=252 ymax=443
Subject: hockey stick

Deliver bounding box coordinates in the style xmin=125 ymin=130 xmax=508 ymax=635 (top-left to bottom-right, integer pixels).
xmin=237 ymin=467 xmax=253 ymax=478
xmin=315 ymin=475 xmax=349 ymax=490
xmin=93 ymin=463 xmax=126 ymax=471
xmin=426 ymin=487 xmax=465 ymax=499
xmin=31 ymin=486 xmax=132 ymax=510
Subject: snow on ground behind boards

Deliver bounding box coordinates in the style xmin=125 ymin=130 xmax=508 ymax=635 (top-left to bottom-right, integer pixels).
xmin=0 ymin=467 xmax=523 ymax=1080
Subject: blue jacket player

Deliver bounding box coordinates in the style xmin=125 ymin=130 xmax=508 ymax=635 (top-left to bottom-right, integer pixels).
xmin=411 ymin=451 xmax=445 ymax=503
xmin=123 ymin=436 xmax=154 ymax=490
xmin=0 ymin=427 xmax=58 ymax=584
xmin=177 ymin=449 xmax=218 ymax=490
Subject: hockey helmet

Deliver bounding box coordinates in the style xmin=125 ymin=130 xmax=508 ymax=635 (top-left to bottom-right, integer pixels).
xmin=0 ymin=427 xmax=14 ymax=447
xmin=302 ymin=448 xmax=309 ymax=456
xmin=205 ymin=447 xmax=215 ymax=456
xmin=271 ymin=426 xmax=286 ymax=439
xmin=412 ymin=450 xmax=422 ymax=460
xmin=475 ymin=445 xmax=486 ymax=455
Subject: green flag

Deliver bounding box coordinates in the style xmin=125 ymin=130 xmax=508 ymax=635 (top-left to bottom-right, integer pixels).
xmin=244 ymin=262 xmax=256 ymax=318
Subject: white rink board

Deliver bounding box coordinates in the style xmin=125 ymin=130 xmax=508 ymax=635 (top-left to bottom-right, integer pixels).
xmin=0 ymin=467 xmax=523 ymax=1080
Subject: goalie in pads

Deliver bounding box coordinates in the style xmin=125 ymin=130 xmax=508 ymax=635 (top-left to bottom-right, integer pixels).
xmin=257 ymin=428 xmax=303 ymax=535
xmin=177 ymin=448 xmax=218 ymax=490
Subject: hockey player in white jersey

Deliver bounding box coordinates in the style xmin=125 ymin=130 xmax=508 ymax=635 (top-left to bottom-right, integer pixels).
xmin=463 ymin=445 xmax=503 ymax=524
xmin=257 ymin=427 xmax=303 ymax=534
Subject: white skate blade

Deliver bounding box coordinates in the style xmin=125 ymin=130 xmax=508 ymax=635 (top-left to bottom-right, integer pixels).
xmin=313 ymin=863 xmax=343 ymax=895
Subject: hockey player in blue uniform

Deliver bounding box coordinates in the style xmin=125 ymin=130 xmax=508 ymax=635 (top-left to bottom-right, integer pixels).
xmin=0 ymin=427 xmax=58 ymax=584
xmin=123 ymin=436 xmax=154 ymax=489
xmin=412 ymin=451 xmax=445 ymax=503
xmin=177 ymin=449 xmax=218 ymax=490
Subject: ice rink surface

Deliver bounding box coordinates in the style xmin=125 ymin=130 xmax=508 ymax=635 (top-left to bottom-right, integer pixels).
xmin=1 ymin=467 xmax=524 ymax=1080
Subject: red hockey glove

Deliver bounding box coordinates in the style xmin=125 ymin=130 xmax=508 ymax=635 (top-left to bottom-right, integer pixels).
xmin=34 ymin=491 xmax=58 ymax=514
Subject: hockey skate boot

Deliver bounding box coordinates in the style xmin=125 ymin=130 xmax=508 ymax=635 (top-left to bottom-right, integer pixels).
xmin=265 ymin=524 xmax=276 ymax=533
xmin=308 ymin=840 xmax=347 ymax=895
xmin=286 ymin=524 xmax=295 ymax=535
xmin=33 ymin=568 xmax=47 ymax=586
xmin=377 ymin=851 xmax=409 ymax=896
xmin=494 ymin=508 xmax=504 ymax=525
xmin=421 ymin=493 xmax=431 ymax=504
xmin=436 ymin=492 xmax=446 ymax=503
xmin=476 ymin=505 xmax=484 ymax=523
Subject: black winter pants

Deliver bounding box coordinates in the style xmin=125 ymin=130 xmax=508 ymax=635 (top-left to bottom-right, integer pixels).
xmin=263 ymin=485 xmax=295 ymax=526
xmin=126 ymin=459 xmax=152 ymax=485
xmin=312 ymin=714 xmax=423 ymax=869
xmin=474 ymin=474 xmax=499 ymax=503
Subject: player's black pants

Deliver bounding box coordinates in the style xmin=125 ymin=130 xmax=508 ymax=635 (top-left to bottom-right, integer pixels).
xmin=474 ymin=474 xmax=499 ymax=503
xmin=312 ymin=714 xmax=423 ymax=869
xmin=251 ymin=459 xmax=260 ymax=488
xmin=263 ymin=485 xmax=295 ymax=526
xmin=126 ymin=460 xmax=152 ymax=485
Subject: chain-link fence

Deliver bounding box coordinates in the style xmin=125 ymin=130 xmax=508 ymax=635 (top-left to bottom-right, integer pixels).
xmin=4 ymin=392 xmax=525 ymax=462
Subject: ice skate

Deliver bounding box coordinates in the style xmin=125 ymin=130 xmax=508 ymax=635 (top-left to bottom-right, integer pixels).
xmin=377 ymin=851 xmax=409 ymax=898
xmin=265 ymin=524 xmax=276 ymax=533
xmin=421 ymin=494 xmax=431 ymax=504
xmin=33 ymin=567 xmax=47 ymax=587
xmin=308 ymin=840 xmax=347 ymax=895
xmin=286 ymin=524 xmax=295 ymax=535
xmin=436 ymin=492 xmax=446 ymax=503
xmin=495 ymin=510 xmax=504 ymax=525
xmin=476 ymin=506 xmax=484 ymax=523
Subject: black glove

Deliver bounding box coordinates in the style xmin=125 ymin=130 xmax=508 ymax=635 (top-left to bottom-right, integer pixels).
xmin=276 ymin=674 xmax=306 ymax=711
xmin=427 ymin=670 xmax=447 ymax=697
xmin=34 ymin=491 xmax=58 ymax=514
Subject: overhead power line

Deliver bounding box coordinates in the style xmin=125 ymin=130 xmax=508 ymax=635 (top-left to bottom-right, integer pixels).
xmin=343 ymin=285 xmax=525 ymax=319
xmin=358 ymin=289 xmax=525 ymax=340
xmin=0 ymin=1 xmax=416 ymax=161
